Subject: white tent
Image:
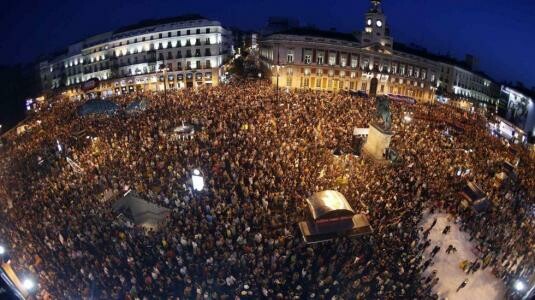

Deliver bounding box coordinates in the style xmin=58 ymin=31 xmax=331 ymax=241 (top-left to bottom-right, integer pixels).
xmin=112 ymin=191 xmax=171 ymax=230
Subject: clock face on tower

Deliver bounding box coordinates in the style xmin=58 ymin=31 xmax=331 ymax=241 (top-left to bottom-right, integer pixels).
xmin=376 ymin=20 xmax=383 ymax=27
xmin=367 ymin=19 xmax=372 ymax=26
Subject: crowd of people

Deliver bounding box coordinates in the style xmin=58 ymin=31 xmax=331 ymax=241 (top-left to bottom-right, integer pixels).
xmin=0 ymin=80 xmax=533 ymax=299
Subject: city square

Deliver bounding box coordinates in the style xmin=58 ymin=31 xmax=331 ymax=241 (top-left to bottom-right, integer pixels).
xmin=0 ymin=0 xmax=534 ymax=299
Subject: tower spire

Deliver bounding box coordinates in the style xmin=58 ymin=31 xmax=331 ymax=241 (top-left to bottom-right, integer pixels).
xmin=370 ymin=0 xmax=383 ymax=13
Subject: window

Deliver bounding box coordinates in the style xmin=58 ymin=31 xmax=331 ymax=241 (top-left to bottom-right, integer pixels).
xmin=195 ymin=39 xmax=201 ymax=46
xmin=351 ymin=58 xmax=358 ymax=68
xmin=177 ymin=31 xmax=181 ymax=36
xmin=400 ymin=65 xmax=405 ymax=75
xmin=158 ymin=53 xmax=163 ymax=60
xmin=206 ymin=60 xmax=211 ymax=68
xmin=177 ymin=62 xmax=182 ymax=70
xmin=134 ymin=38 xmax=137 ymax=43
xmin=186 ymin=61 xmax=192 ymax=70
xmin=167 ymin=52 xmax=173 ymax=59
xmin=392 ymin=64 xmax=397 ymax=74
xmin=205 ymin=38 xmax=211 ymax=45
xmin=303 ymin=77 xmax=310 ymax=87
xmin=195 ymin=49 xmax=201 ymax=57
xmin=317 ymin=54 xmax=324 ymax=65
xmin=206 ymin=28 xmax=210 ymax=33
xmin=286 ymin=76 xmax=292 ymax=87
xmin=341 ymin=56 xmax=347 ymax=67
xmin=159 ymin=33 xmax=163 ymax=38
xmin=205 ymin=48 xmax=211 ymax=56
xmin=316 ymin=77 xmax=321 ymax=88
xmin=287 ymin=51 xmax=294 ymax=63
xmin=196 ymin=29 xmax=201 ymax=34
xmin=304 ymin=54 xmax=311 ymax=64
xmin=186 ymin=50 xmax=192 ymax=58
xmin=328 ymin=55 xmax=336 ymax=66
xmin=361 ymin=82 xmax=367 ymax=91
xmin=196 ymin=61 xmax=201 ymax=69
xmin=168 ymin=32 xmax=171 ymax=37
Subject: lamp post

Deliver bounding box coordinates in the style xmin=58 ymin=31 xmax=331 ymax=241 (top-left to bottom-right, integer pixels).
xmin=160 ymin=66 xmax=170 ymax=107
xmin=191 ymin=169 xmax=205 ymax=192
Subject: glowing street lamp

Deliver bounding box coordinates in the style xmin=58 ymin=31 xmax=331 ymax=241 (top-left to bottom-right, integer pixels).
xmin=515 ymin=280 xmax=526 ymax=292
xmin=0 ymin=245 xmax=5 ymax=255
xmin=22 ymin=278 xmax=35 ymax=292
xmin=402 ymin=112 xmax=413 ymax=124
xmin=192 ymin=169 xmax=204 ymax=191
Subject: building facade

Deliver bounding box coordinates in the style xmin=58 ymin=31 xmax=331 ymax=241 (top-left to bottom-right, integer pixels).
xmin=437 ymin=62 xmax=501 ymax=109
xmin=497 ymin=86 xmax=535 ymax=141
xmin=259 ymin=0 xmax=439 ymax=102
xmin=39 ymin=15 xmax=233 ymax=96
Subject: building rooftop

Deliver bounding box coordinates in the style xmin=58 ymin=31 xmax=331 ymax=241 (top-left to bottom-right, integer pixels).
xmin=393 ymin=42 xmax=495 ymax=81
xmin=273 ymin=27 xmax=359 ymax=43
xmin=114 ymin=14 xmax=207 ymax=34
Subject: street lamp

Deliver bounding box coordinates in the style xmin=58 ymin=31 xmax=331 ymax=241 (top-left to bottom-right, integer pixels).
xmin=402 ymin=112 xmax=413 ymax=124
xmin=515 ymin=280 xmax=526 ymax=292
xmin=192 ymin=169 xmax=204 ymax=191
xmin=22 ymin=278 xmax=35 ymax=292
xmin=0 ymin=245 xmax=5 ymax=255
xmin=160 ymin=64 xmax=170 ymax=107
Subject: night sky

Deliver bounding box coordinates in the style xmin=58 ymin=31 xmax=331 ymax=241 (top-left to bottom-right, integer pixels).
xmin=1 ymin=0 xmax=534 ymax=87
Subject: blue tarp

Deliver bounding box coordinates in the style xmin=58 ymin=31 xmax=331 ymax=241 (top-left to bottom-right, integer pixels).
xmin=77 ymin=99 xmax=120 ymax=116
xmin=125 ymin=99 xmax=148 ymax=113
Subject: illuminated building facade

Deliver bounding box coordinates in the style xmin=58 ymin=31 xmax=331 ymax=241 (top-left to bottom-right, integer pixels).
xmin=437 ymin=61 xmax=501 ymax=108
xmin=498 ymin=86 xmax=535 ymax=141
xmin=39 ymin=15 xmax=233 ymax=95
xmin=260 ymin=0 xmax=439 ymax=102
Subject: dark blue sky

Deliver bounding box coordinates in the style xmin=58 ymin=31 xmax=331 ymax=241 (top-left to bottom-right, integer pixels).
xmin=1 ymin=0 xmax=534 ymax=87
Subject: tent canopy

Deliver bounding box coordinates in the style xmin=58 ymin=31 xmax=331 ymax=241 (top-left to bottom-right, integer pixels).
xmin=77 ymin=99 xmax=120 ymax=116
xmin=112 ymin=191 xmax=170 ymax=229
xmin=306 ymin=190 xmax=355 ymax=221
xmin=126 ymin=99 xmax=148 ymax=113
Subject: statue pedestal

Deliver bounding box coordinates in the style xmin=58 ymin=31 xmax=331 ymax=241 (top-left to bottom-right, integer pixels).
xmin=363 ymin=123 xmax=393 ymax=161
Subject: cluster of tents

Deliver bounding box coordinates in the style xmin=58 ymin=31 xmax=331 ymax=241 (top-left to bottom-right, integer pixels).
xmin=77 ymin=99 xmax=148 ymax=116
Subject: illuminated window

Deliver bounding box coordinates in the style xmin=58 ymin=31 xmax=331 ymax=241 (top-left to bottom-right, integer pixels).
xmin=351 ymin=58 xmax=358 ymax=68
xmin=328 ymin=55 xmax=336 ymax=66
xmin=287 ymin=50 xmax=294 ymax=63
xmin=317 ymin=54 xmax=324 ymax=65
xmin=341 ymin=56 xmax=347 ymax=67
xmin=304 ymin=54 xmax=311 ymax=64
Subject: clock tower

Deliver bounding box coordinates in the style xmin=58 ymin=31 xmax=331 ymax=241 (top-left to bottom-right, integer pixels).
xmin=361 ymin=0 xmax=393 ymax=51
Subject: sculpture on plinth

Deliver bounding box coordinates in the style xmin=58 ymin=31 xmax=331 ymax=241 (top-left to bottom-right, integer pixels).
xmin=375 ymin=95 xmax=392 ymax=132
xmin=362 ymin=95 xmax=394 ymax=161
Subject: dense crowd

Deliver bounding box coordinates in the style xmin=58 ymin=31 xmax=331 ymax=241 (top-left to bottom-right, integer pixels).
xmin=0 ymin=80 xmax=533 ymax=299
